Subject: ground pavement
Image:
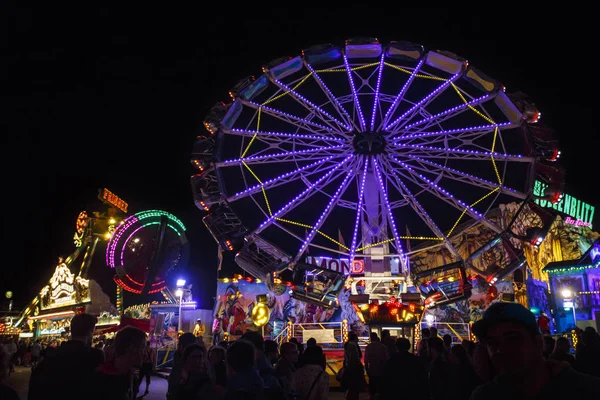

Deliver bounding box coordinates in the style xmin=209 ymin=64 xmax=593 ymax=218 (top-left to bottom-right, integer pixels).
xmin=6 ymin=365 xmax=354 ymax=399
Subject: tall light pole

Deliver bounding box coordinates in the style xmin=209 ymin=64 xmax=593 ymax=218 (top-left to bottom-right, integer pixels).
xmin=176 ymin=279 xmax=186 ymax=337
xmin=561 ymin=288 xmax=577 ymax=330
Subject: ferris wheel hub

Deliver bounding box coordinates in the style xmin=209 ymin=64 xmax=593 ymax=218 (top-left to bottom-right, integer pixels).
xmin=352 ymin=132 xmax=387 ymax=155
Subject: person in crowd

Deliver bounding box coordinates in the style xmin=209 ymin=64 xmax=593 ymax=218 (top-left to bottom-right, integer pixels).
xmin=548 ymin=336 xmax=575 ymax=367
xmin=341 ymin=332 xmax=366 ymax=400
xmin=225 ymin=339 xmax=264 ymax=399
xmin=0 ymin=345 xmax=20 ymax=400
xmin=275 ymin=342 xmax=299 ymax=399
xmin=461 ymin=339 xmax=476 ymax=358
xmin=264 ymin=340 xmax=279 ymax=365
xmin=241 ymin=330 xmax=281 ymax=390
xmin=292 ymin=345 xmax=328 ymax=400
xmin=470 ymin=302 xmax=600 ymax=400
xmin=430 ymin=326 xmax=439 ymax=339
xmin=29 ymin=340 xmax=41 ymax=369
xmin=448 ymin=344 xmax=481 ymax=400
xmin=364 ymin=332 xmax=388 ymax=400
xmin=537 ymin=312 xmax=551 ymax=335
xmin=380 ymin=338 xmax=428 ymax=400
xmin=442 ymin=334 xmax=453 ymax=357
xmin=208 ymin=345 xmax=228 ymax=387
xmin=575 ymin=327 xmax=600 ymax=377
xmin=306 ymin=338 xmax=317 ymax=347
xmin=174 ymin=344 xmax=216 ymax=400
xmin=91 ymin=326 xmax=148 ymax=400
xmin=167 ymin=332 xmax=198 ymax=399
xmin=137 ymin=340 xmax=156 ymax=395
xmin=542 ymin=335 xmax=555 ymax=359
xmin=3 ymin=339 xmax=17 ymax=375
xmin=380 ymin=330 xmax=397 ymax=355
xmin=417 ymin=327 xmax=430 ymax=360
xmin=28 ymin=313 xmax=105 ymax=400
xmin=103 ymin=338 xmax=115 ymax=362
xmin=428 ymin=337 xmax=451 ymax=400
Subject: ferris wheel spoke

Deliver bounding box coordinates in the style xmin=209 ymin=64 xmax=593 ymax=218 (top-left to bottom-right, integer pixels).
xmin=393 ymin=121 xmax=519 ymax=142
xmin=253 ymin=155 xmax=355 ymax=235
xmin=305 ymin=62 xmax=357 ymax=131
xmin=380 ymin=59 xmax=424 ymax=131
xmin=392 ymin=143 xmax=532 ymax=163
xmin=369 ymin=54 xmax=386 ymax=131
xmin=241 ymin=99 xmax=335 ymax=134
xmin=268 ymin=75 xmax=351 ymax=132
xmin=348 ymin=157 xmax=370 ymax=262
xmin=403 ymin=154 xmax=528 ymax=199
xmin=227 ymin=154 xmax=347 ymax=202
xmin=385 ymin=72 xmax=462 ymax=133
xmin=401 ymin=93 xmax=497 ymax=132
xmin=371 ymin=158 xmax=407 ymax=266
xmin=379 ymin=158 xmax=460 ymax=258
xmin=223 ymin=127 xmax=345 ymax=145
xmin=343 ymin=54 xmax=366 ymax=131
xmin=293 ymin=164 xmax=356 ymax=263
xmin=216 ymin=144 xmax=346 ymax=167
xmin=388 ymin=155 xmax=503 ymax=234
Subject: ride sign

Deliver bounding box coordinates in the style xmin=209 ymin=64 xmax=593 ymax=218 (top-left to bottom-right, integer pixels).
xmin=98 ymin=188 xmax=128 ymax=213
xmin=305 ymin=256 xmax=364 ymax=275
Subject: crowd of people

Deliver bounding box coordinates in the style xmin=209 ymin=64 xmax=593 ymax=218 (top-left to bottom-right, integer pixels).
xmin=1 ymin=302 xmax=600 ymax=399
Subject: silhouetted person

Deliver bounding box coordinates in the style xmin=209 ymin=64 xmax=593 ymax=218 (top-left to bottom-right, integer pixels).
xmin=470 ymin=303 xmax=600 ymax=400
xmin=380 ymin=337 xmax=427 ymax=400
xmin=548 ymin=336 xmax=575 ymax=368
xmin=28 ymin=313 xmax=104 ymax=400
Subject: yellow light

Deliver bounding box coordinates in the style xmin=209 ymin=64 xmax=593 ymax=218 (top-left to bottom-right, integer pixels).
xmin=251 ymin=303 xmax=269 ymax=327
xmin=109 ymin=218 xmax=116 ymax=224
xmin=105 ymin=232 xmax=112 ymax=240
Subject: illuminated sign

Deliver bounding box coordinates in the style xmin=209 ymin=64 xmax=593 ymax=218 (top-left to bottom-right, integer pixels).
xmin=305 ymin=256 xmax=364 ymax=275
xmin=533 ymin=180 xmax=595 ymax=228
xmin=98 ymin=188 xmax=128 ymax=213
xmin=39 ymin=263 xmax=91 ymax=310
xmin=40 ymin=327 xmax=65 ymax=335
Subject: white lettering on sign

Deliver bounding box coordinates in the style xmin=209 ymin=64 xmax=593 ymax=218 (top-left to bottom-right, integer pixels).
xmin=564 ymin=217 xmax=592 ymax=227
xmin=305 ymin=256 xmax=364 ymax=274
xmin=302 ymin=329 xmax=336 ymax=344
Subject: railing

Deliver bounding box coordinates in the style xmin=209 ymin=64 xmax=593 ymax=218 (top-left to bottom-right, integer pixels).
xmin=290 ymin=322 xmax=345 ymax=349
xmin=420 ymin=322 xmax=472 ymax=344
xmin=272 ymin=324 xmax=289 ymax=347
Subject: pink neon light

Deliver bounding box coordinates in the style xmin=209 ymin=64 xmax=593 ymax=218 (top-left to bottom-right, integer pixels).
xmin=564 ymin=217 xmax=591 ymax=227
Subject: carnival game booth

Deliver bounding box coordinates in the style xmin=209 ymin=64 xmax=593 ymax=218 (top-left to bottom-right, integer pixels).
xmin=543 ymin=239 xmax=600 ymax=333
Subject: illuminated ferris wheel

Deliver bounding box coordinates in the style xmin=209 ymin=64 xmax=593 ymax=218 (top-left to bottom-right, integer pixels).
xmin=191 ymin=38 xmax=564 ymax=304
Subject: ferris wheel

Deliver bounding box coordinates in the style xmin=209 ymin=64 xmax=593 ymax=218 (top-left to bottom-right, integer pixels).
xmin=191 ymin=38 xmax=563 ymax=302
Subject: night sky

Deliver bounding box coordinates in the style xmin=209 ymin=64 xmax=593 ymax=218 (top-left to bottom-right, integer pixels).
xmin=3 ymin=7 xmax=597 ymax=311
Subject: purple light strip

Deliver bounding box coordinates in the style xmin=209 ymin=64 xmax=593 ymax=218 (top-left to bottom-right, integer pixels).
xmin=349 ymin=157 xmax=369 ymax=262
xmin=229 ymin=128 xmax=344 ymax=142
xmin=273 ymin=78 xmax=351 ymax=130
xmin=231 ymin=155 xmax=339 ymax=199
xmin=296 ymin=167 xmax=355 ymax=259
xmin=390 ymin=155 xmax=489 ymax=220
xmin=107 ymin=216 xmax=139 ymax=267
xmin=402 ymin=94 xmax=492 ymax=130
xmin=405 ymin=154 xmax=520 ymax=194
xmin=383 ymin=59 xmax=424 ymax=128
xmin=222 ymin=144 xmax=345 ymax=166
xmin=246 ymin=101 xmax=333 ymax=131
xmin=370 ymin=54 xmax=385 ymax=131
xmin=343 ymin=54 xmax=366 ymax=131
xmin=372 ymin=158 xmax=404 ymax=259
xmin=393 ymin=122 xmax=512 ymax=141
xmin=394 ymin=142 xmax=524 ymax=160
xmin=305 ymin=63 xmax=354 ymax=128
xmin=257 ymin=155 xmax=354 ymax=231
xmin=385 ymin=72 xmax=461 ymax=131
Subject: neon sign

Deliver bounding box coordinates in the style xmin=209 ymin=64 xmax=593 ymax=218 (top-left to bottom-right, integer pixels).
xmin=40 ymin=263 xmax=91 ymax=310
xmin=564 ymin=217 xmax=591 ymax=228
xmin=98 ymin=188 xmax=128 ymax=213
xmin=305 ymin=256 xmax=364 ymax=274
xmin=533 ymin=180 xmax=595 ymax=228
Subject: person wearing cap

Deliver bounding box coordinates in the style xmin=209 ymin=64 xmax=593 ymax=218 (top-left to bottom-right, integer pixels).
xmin=470 ymin=302 xmax=600 ymax=400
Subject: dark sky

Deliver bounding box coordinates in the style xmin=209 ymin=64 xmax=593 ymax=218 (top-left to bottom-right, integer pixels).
xmin=3 ymin=7 xmax=598 ymax=311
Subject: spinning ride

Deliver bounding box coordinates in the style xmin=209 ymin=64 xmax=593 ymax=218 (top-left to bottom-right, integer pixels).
xmin=106 ymin=210 xmax=189 ymax=295
xmin=191 ymin=38 xmax=564 ymax=308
